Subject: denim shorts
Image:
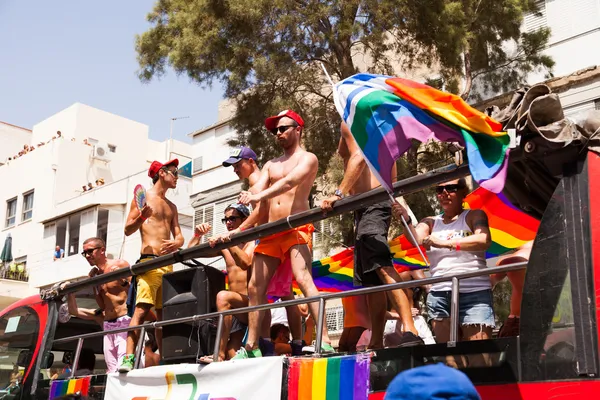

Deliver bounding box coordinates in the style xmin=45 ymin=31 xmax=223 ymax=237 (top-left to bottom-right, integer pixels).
xmin=426 ymin=289 xmax=495 ymax=327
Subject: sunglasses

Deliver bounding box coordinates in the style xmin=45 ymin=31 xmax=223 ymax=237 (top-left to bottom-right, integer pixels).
xmin=164 ymin=169 xmax=178 ymax=177
xmin=222 ymin=216 xmax=242 ymax=224
xmin=435 ymin=184 xmax=464 ymax=194
xmin=270 ymin=125 xmax=297 ymax=135
xmin=81 ymin=247 xmax=102 ymax=257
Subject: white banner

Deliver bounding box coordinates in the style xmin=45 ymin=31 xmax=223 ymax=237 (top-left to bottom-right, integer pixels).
xmin=105 ymin=357 xmax=284 ymax=400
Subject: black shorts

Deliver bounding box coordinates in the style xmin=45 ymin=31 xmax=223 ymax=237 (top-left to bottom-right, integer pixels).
xmin=354 ymin=201 xmax=393 ymax=287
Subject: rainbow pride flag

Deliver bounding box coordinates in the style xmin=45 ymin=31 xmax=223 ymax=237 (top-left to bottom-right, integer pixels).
xmin=333 ymin=74 xmax=510 ymax=193
xmin=287 ymin=354 xmax=370 ymax=400
xmin=300 ymin=188 xmax=538 ymax=293
xmin=464 ymin=187 xmax=539 ymax=258
xmin=49 ymin=376 xmax=91 ymax=399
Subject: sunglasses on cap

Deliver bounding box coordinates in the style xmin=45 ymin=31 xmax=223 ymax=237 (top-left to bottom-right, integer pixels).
xmin=270 ymin=125 xmax=297 ymax=135
xmin=435 ymin=184 xmax=464 ymax=194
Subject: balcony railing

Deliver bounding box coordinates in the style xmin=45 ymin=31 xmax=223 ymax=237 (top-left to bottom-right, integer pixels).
xmin=0 ymin=263 xmax=29 ymax=282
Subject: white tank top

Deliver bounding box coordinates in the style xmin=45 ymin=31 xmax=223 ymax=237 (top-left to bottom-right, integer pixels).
xmin=427 ymin=210 xmax=491 ymax=293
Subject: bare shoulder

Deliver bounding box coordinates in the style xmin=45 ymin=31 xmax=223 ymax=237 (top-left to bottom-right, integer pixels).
xmin=166 ymin=198 xmax=178 ymax=212
xmin=467 ymin=209 xmax=489 ymax=228
xmin=109 ymin=259 xmax=130 ymax=270
xmin=300 ymin=150 xmax=318 ymax=164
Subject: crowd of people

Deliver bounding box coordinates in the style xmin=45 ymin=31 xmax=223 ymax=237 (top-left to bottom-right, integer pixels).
xmin=5 ymin=131 xmax=95 ymax=163
xmin=81 ymin=178 xmax=105 ymax=193
xmin=60 ymin=109 xmax=528 ymax=375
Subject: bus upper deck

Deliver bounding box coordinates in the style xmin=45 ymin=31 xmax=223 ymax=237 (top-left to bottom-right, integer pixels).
xmin=2 ymin=129 xmax=600 ymax=399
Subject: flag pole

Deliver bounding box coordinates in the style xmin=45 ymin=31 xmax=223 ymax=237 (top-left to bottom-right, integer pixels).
xmin=387 ymin=192 xmax=430 ymax=267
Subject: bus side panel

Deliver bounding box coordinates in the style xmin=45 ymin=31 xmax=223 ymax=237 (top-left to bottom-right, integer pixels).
xmin=368 ymin=381 xmax=600 ymax=400
xmin=589 ymin=152 xmax=600 ymax=362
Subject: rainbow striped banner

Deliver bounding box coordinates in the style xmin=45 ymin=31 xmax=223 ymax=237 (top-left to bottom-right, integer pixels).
xmin=299 ymin=188 xmax=539 ymax=293
xmin=464 ymin=187 xmax=539 ymax=258
xmin=49 ymin=376 xmax=91 ymax=399
xmin=333 ymin=73 xmax=510 ymax=193
xmin=287 ymin=354 xmax=370 ymax=400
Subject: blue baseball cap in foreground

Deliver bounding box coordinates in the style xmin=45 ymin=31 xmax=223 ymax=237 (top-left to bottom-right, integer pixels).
xmin=385 ymin=363 xmax=481 ymax=400
xmin=222 ymin=147 xmax=258 ymax=167
xmin=225 ymin=203 xmax=251 ymax=218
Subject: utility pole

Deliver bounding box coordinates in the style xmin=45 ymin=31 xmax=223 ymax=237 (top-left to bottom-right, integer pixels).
xmin=167 ymin=116 xmax=189 ymax=159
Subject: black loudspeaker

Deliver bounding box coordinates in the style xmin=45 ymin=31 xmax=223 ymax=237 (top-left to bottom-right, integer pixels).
xmin=161 ymin=265 xmax=225 ymax=363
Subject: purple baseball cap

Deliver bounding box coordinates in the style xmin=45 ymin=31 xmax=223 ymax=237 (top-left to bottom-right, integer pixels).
xmin=222 ymin=147 xmax=258 ymax=167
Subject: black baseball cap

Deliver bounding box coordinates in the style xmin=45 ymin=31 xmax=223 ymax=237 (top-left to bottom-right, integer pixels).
xmin=222 ymin=147 xmax=258 ymax=167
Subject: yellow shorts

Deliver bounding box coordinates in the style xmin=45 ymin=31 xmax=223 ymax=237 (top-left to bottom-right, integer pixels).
xmin=136 ymin=255 xmax=173 ymax=309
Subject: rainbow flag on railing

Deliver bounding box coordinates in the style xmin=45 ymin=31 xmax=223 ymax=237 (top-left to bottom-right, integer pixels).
xmin=300 ymin=188 xmax=539 ymax=293
xmin=333 ymin=73 xmax=510 ymax=193
xmin=49 ymin=376 xmax=91 ymax=399
xmin=287 ymin=354 xmax=370 ymax=400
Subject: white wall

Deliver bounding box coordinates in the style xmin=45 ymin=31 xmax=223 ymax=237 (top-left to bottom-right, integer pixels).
xmin=0 ymin=122 xmax=32 ymax=163
xmin=191 ymin=123 xmax=238 ymax=195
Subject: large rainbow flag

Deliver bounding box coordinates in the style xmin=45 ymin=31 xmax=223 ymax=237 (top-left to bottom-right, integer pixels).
xmin=333 ymin=73 xmax=510 ymax=193
xmin=301 ymin=187 xmax=539 ymax=293
xmin=464 ymin=187 xmax=540 ymax=258
xmin=287 ymin=354 xmax=370 ymax=400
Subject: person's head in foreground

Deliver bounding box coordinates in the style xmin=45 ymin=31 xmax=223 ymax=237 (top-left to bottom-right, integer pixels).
xmin=435 ymin=178 xmax=469 ymax=216
xmin=264 ymin=110 xmax=305 ymax=150
xmin=222 ymin=147 xmax=258 ymax=180
xmin=223 ymin=203 xmax=250 ymax=232
xmin=148 ymin=159 xmax=179 ymax=188
xmin=384 ymin=363 xmax=480 ymax=400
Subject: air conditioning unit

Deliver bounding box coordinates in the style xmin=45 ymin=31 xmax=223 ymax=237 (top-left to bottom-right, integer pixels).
xmin=93 ymin=143 xmax=111 ymax=162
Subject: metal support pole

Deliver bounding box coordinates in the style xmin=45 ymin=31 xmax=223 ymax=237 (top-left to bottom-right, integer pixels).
xmin=213 ymin=315 xmax=224 ymax=362
xmin=449 ymin=277 xmax=460 ymax=347
xmin=70 ymin=338 xmax=84 ymax=378
xmin=314 ymin=298 xmax=326 ymax=356
xmin=134 ymin=327 xmax=146 ymax=370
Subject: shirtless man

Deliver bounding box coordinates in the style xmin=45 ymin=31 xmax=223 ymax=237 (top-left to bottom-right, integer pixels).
xmin=120 ymin=159 xmax=184 ymax=372
xmin=190 ymin=204 xmax=254 ymax=362
xmin=226 ymin=110 xmax=333 ymax=358
xmin=61 ymin=237 xmax=130 ymax=373
xmin=219 ymin=146 xmax=306 ymax=356
xmin=321 ymin=122 xmax=423 ymax=349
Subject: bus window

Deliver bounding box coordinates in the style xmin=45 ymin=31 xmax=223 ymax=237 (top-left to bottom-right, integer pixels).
xmin=0 ymin=306 xmax=40 ymax=398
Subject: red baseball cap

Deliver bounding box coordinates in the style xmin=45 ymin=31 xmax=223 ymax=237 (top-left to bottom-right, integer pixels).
xmin=148 ymin=159 xmax=179 ymax=178
xmin=264 ymin=110 xmax=305 ymax=132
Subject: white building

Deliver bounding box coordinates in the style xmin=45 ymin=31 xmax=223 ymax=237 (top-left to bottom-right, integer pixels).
xmin=0 ymin=103 xmax=193 ymax=310
xmin=478 ymin=0 xmax=600 ymax=115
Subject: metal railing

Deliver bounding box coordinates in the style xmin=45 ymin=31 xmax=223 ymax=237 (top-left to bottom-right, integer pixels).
xmin=47 ymin=161 xmax=471 ymax=299
xmin=0 ymin=263 xmax=29 ymax=282
xmin=53 ymin=261 xmax=527 ymax=371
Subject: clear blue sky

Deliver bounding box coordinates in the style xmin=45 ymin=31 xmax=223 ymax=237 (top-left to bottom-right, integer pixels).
xmin=0 ymin=1 xmax=224 ymax=143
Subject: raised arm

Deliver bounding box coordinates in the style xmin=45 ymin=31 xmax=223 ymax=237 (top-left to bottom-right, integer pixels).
xmin=124 ymin=198 xmax=152 ymax=236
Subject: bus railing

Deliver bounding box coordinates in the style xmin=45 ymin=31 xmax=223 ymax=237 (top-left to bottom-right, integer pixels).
xmin=53 ymin=261 xmax=527 ymax=375
xmin=44 ymin=161 xmax=473 ymax=300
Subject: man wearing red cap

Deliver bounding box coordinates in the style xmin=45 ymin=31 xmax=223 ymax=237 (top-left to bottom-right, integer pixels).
xmin=119 ymin=159 xmax=185 ymax=372
xmin=225 ymin=110 xmax=334 ymax=358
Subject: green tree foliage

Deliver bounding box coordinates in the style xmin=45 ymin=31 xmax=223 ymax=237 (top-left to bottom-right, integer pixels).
xmin=136 ymin=0 xmax=553 ymax=176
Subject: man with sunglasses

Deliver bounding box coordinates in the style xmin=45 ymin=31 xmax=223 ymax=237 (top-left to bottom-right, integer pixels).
xmin=226 ymin=109 xmax=334 ymax=358
xmin=120 ymin=159 xmax=185 ymax=372
xmin=190 ymin=204 xmax=255 ymax=362
xmin=320 ymin=122 xmax=424 ymax=349
xmin=65 ymin=237 xmax=131 ymax=373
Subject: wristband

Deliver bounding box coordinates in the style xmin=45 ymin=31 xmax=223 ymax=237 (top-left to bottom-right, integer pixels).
xmin=194 ymin=232 xmax=201 ymax=238
xmin=140 ymin=215 xmax=147 ymax=222
xmin=455 ymin=241 xmax=461 ymax=251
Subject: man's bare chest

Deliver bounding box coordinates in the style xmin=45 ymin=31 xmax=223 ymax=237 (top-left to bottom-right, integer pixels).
xmin=269 ymin=160 xmax=299 ymax=184
xmin=148 ymin=199 xmax=173 ymax=221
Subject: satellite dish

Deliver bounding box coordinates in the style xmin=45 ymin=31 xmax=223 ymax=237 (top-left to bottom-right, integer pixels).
xmin=58 ymin=303 xmax=71 ymax=323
